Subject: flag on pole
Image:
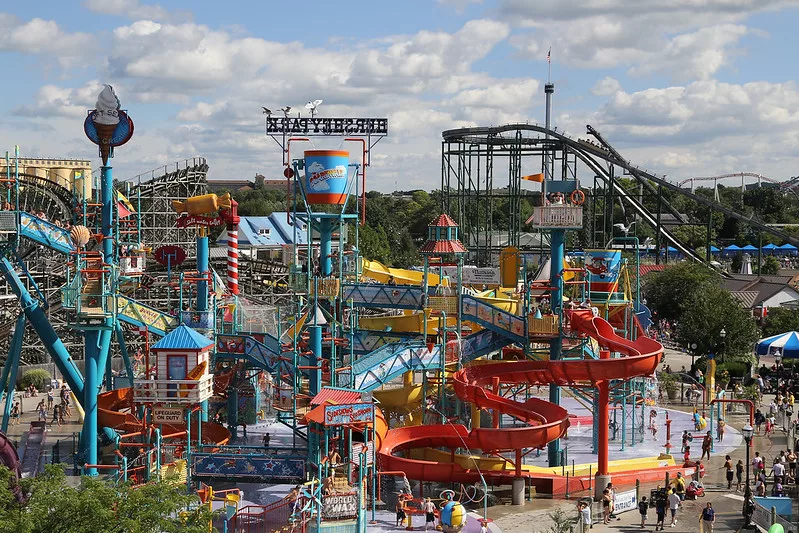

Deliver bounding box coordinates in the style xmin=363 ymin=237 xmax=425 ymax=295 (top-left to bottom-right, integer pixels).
xmin=522 ymin=173 xmax=545 ymax=183
xmin=547 ymin=47 xmax=551 ymax=64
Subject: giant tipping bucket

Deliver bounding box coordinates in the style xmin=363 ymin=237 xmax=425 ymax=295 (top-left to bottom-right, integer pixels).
xmin=303 ymin=150 xmax=350 ymax=205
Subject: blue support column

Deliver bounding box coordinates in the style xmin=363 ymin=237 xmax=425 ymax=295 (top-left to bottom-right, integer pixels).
xmin=319 ymin=218 xmax=333 ymax=277
xmin=101 ymin=166 xmax=114 ymax=262
xmin=548 ymin=229 xmax=565 ymax=467
xmin=0 ymin=258 xmax=84 ymax=397
xmin=1 ymin=314 xmax=25 ymax=432
xmin=115 ymin=322 xmax=134 ymax=388
xmin=308 ymin=325 xmax=323 ymax=397
xmin=83 ymin=330 xmax=102 ymax=476
xmin=196 ymin=234 xmax=209 ymax=312
xmin=227 ymin=387 xmax=239 ymax=440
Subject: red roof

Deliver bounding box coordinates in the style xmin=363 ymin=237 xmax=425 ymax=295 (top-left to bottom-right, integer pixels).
xmin=419 ymin=239 xmax=468 ymax=254
xmin=428 ymin=213 xmax=459 ymax=228
xmin=309 ymin=387 xmax=362 ymax=407
xmin=639 ymin=264 xmax=667 ymax=277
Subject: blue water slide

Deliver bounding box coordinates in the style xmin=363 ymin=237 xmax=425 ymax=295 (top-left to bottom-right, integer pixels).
xmin=460 ymin=295 xmax=528 ymax=346
xmin=17 ymin=212 xmax=74 ymax=255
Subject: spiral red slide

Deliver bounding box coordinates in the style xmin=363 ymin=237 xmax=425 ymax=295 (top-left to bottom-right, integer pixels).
xmin=378 ymin=310 xmax=663 ymax=485
xmin=97 ymin=388 xmax=231 ymax=444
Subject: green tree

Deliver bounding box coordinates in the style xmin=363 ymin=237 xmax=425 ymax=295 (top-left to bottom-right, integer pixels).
xmin=761 ymin=256 xmax=780 ymax=275
xmin=0 ymin=465 xmax=214 ymax=533
xmin=675 ymin=285 xmax=759 ymax=360
xmin=761 ymin=307 xmax=799 ymax=337
xmin=643 ymin=263 xmax=719 ymax=321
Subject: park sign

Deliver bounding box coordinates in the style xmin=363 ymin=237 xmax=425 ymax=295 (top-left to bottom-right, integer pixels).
xmin=152 ymin=407 xmax=184 ymax=424
xmin=323 ymin=403 xmax=374 ymax=426
xmin=175 ymin=215 xmax=223 ymax=228
xmin=321 ymin=493 xmax=358 ymax=520
xmin=266 ymin=117 xmax=388 ymax=136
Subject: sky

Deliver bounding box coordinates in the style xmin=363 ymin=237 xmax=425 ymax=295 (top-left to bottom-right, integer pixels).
xmin=1 ymin=0 xmax=799 ymax=191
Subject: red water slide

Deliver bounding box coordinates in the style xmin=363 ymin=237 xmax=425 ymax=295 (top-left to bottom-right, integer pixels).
xmin=97 ymin=388 xmax=230 ymax=444
xmin=378 ymin=310 xmax=663 ymax=484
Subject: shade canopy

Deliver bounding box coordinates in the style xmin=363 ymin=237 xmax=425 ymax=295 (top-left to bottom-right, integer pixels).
xmin=756 ymin=331 xmax=799 ymax=358
xmin=741 ymin=244 xmax=758 ymax=252
xmin=778 ymin=243 xmax=799 ymax=256
xmin=709 ymin=245 xmax=720 ymax=253
xmin=762 ymin=243 xmax=778 ymax=250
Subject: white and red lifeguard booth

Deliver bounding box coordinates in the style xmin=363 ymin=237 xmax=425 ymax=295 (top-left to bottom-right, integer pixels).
xmin=133 ymin=325 xmax=214 ymax=404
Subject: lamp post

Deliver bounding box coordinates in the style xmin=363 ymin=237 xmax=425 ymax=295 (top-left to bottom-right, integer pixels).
xmin=719 ymin=327 xmax=727 ymax=362
xmin=690 ymin=343 xmax=698 ymax=368
xmin=742 ymin=423 xmax=754 ymax=528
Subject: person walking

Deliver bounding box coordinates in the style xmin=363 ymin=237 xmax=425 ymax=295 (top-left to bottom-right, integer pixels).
xmin=772 ymin=458 xmax=786 ymax=486
xmin=423 ymin=498 xmax=436 ymax=531
xmin=10 ymin=401 xmax=20 ymax=425
xmin=395 ymin=499 xmax=406 ymax=527
xmin=699 ymin=502 xmax=715 ymax=532
xmin=578 ymin=501 xmax=591 ymax=533
xmin=36 ymin=400 xmax=46 ymax=422
xmin=736 ymin=459 xmax=744 ymax=491
xmin=638 ymin=496 xmax=649 ymax=528
xmin=788 ymin=449 xmax=797 ymax=479
xmin=51 ymin=404 xmax=61 ymax=427
xmin=668 ymin=489 xmax=681 ymax=527
xmin=701 ymin=431 xmax=712 ymax=460
xmin=717 ymin=418 xmax=726 ymax=442
xmin=655 ymin=491 xmax=667 ymax=531
xmin=724 ymin=455 xmax=734 ymax=490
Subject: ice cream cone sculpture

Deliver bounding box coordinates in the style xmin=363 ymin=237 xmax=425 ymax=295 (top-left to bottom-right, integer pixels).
xmin=93 ymin=85 xmax=121 ymax=165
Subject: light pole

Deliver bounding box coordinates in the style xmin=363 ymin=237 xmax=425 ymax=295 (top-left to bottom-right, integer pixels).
xmin=719 ymin=327 xmax=727 ymax=363
xmin=690 ymin=343 xmax=697 ymax=368
xmin=742 ymin=423 xmax=754 ymax=528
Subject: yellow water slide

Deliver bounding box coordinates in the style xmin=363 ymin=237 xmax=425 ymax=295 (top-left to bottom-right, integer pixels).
xmin=361 ymin=258 xmax=440 ymax=286
xmin=359 ymin=309 xmax=457 ymax=334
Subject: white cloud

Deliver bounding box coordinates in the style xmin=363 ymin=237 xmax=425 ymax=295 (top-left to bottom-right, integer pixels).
xmin=82 ymin=0 xmax=191 ymax=23
xmin=13 ymin=81 xmax=105 ymax=118
xmin=0 ymin=14 xmax=94 ymax=65
xmin=592 ymin=77 xmax=622 ymax=96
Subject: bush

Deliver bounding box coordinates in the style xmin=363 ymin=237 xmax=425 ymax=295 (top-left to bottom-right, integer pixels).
xmin=716 ymin=361 xmax=748 ymax=379
xmin=19 ymin=369 xmax=51 ymax=391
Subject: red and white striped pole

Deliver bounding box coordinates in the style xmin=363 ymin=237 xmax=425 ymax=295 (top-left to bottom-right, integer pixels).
xmin=227 ymin=223 xmax=239 ymax=295
xmin=225 ymin=199 xmax=240 ymax=295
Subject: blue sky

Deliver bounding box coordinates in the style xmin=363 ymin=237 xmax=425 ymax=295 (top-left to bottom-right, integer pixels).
xmin=1 ymin=0 xmax=799 ymax=189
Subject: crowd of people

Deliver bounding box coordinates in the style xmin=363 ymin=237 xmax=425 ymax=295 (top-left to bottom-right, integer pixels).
xmin=3 ymin=380 xmax=74 ymax=428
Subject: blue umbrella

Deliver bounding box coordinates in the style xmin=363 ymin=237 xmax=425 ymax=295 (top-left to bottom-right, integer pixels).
xmin=722 ymin=244 xmax=740 ymax=258
xmin=741 ymin=244 xmax=758 ymax=252
xmin=709 ymin=245 xmax=720 ymax=254
xmin=756 ymin=331 xmax=799 ymax=358
xmin=779 ymin=243 xmax=798 ymax=256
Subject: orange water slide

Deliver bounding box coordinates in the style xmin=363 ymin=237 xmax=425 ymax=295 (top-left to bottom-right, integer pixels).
xmin=97 ymin=388 xmax=231 ymax=444
xmin=378 ymin=310 xmax=663 ymax=484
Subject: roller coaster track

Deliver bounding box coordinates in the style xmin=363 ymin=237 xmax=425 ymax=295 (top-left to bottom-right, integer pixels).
xmin=443 ymin=124 xmax=799 ymax=260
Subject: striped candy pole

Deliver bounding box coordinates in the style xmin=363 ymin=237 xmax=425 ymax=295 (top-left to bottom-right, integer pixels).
xmin=227 ymin=224 xmax=239 ymax=295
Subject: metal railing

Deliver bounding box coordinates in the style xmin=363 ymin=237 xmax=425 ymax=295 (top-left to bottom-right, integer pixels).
xmin=132 ymin=375 xmax=214 ymax=404
xmin=528 ymin=205 xmax=583 ymax=228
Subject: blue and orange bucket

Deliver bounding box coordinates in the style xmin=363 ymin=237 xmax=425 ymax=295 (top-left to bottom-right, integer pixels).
xmin=303 ymin=150 xmax=350 ymax=205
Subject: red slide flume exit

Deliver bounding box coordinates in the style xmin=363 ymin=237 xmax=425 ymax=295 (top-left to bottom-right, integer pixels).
xmin=378 ymin=310 xmax=663 ymax=484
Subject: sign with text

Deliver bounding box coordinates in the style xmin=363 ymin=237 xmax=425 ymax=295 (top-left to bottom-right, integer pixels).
xmin=323 ymin=403 xmax=374 ymax=426
xmin=612 ymin=489 xmax=637 ymax=514
xmin=175 ymin=215 xmax=223 ymax=228
xmin=266 ymin=117 xmax=388 ymax=136
xmin=441 ymin=266 xmax=500 ymax=286
xmin=152 ymin=407 xmax=184 ymax=424
xmin=321 ymin=493 xmax=358 ymax=520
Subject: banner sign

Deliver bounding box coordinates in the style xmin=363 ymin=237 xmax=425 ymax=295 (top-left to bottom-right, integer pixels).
xmin=612 ymin=489 xmax=638 ymax=514
xmin=152 ymin=407 xmax=184 ymax=424
xmin=176 ymin=215 xmax=223 ymax=228
xmin=441 ymin=266 xmax=500 ymax=285
xmin=584 ymin=249 xmax=622 ymax=291
xmin=266 ymin=117 xmax=388 ymax=136
xmin=324 ymin=403 xmax=374 ymax=426
xmin=321 ymin=493 xmax=359 ymax=520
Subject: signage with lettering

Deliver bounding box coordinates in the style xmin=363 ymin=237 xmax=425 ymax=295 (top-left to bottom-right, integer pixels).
xmin=153 ymin=407 xmax=184 ymax=424
xmin=612 ymin=489 xmax=637 ymax=514
xmin=266 ymin=117 xmax=388 ymax=136
xmin=321 ymin=493 xmax=358 ymax=520
xmin=176 ymin=215 xmax=223 ymax=228
xmin=441 ymin=266 xmax=500 ymax=286
xmin=323 ymin=403 xmax=374 ymax=426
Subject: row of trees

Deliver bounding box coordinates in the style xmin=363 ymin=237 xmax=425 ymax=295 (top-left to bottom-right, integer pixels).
xmin=0 ymin=466 xmax=213 ymax=533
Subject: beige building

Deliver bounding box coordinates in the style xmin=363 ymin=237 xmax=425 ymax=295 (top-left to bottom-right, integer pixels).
xmin=0 ymin=157 xmax=92 ymax=198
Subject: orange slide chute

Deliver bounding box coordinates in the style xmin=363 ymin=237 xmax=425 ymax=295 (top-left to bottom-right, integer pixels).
xmin=98 ymin=388 xmax=231 ymax=444
xmin=378 ymin=310 xmax=663 ymax=483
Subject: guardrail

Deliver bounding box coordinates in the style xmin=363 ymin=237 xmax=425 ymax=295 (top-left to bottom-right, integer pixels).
xmin=132 ymin=375 xmax=214 ymax=404
xmin=528 ymin=205 xmax=583 ymax=229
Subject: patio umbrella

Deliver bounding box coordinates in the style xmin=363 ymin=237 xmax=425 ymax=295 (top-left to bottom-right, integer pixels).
xmin=722 ymin=244 xmax=741 ymax=257
xmin=779 ymin=243 xmax=798 ymax=256
xmin=741 ymin=244 xmax=758 ymax=253
xmin=756 ymin=331 xmax=799 ymax=358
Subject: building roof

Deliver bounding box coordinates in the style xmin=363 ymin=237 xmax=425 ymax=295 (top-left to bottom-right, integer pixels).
xmin=419 ymin=239 xmax=468 ymax=254
xmin=310 ymin=387 xmax=362 ymax=407
xmin=729 ymin=291 xmax=759 ymax=308
xmin=429 ymin=213 xmax=459 ymax=228
xmin=152 ymin=325 xmax=213 ymax=351
xmin=638 ymin=264 xmax=667 ymax=277
xmin=216 ymin=213 xmax=308 ymax=248
xmin=722 ymin=276 xmax=799 ymax=309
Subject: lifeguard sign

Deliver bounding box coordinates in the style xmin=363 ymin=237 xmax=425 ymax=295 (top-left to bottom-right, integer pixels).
xmin=323 ymin=403 xmax=374 ymax=426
